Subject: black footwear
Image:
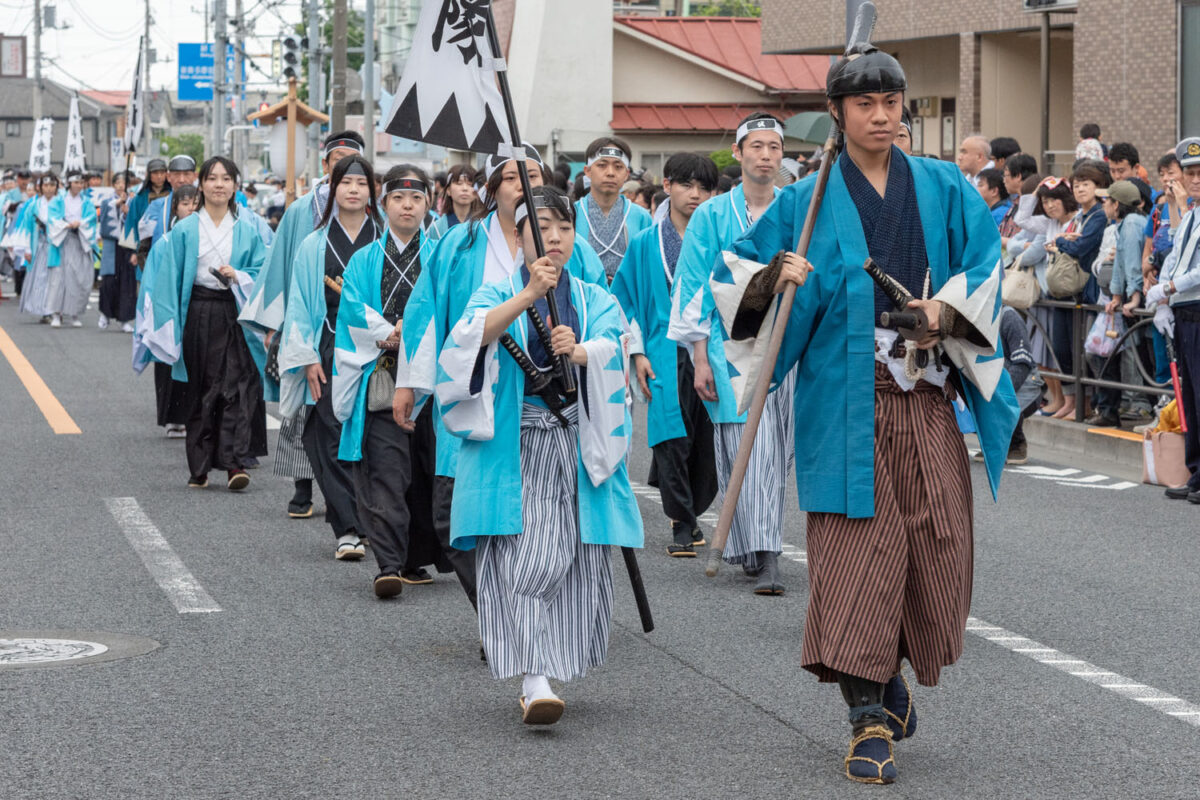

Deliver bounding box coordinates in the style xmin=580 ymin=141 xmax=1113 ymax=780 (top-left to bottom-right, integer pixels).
xmin=400 ymin=568 xmax=434 ymax=585
xmin=1165 ymin=486 xmax=1192 ymax=500
xmin=753 ymin=552 xmax=784 ymax=596
xmin=187 ymin=474 xmax=208 ymax=489
xmin=373 ymin=572 xmax=404 ymax=598
xmin=1006 ymin=441 xmax=1028 ymax=465
xmin=742 ymin=561 xmax=765 ymax=578
xmin=882 ymin=672 xmax=918 ymax=740
xmin=226 ymin=470 xmax=250 ymax=491
xmin=287 ymin=500 xmax=314 ymax=518
xmin=243 ymin=456 xmax=260 ymax=469
xmin=690 ymin=528 xmax=706 ymax=547
xmin=844 ymin=725 xmax=897 ymax=784
xmin=1084 ymin=412 xmax=1120 ymax=428
xmin=666 ymin=543 xmax=696 ymax=558
xmin=1189 ymin=492 xmax=1200 ymax=505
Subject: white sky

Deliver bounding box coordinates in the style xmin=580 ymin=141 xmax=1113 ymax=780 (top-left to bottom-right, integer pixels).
xmin=1 ymin=0 xmax=309 ymax=92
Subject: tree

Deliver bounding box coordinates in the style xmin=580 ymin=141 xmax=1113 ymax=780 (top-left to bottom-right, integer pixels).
xmin=161 ymin=133 xmax=206 ymax=165
xmin=694 ymin=0 xmax=762 ymax=16
xmin=295 ymin=0 xmax=365 ymax=106
xmin=709 ymin=149 xmax=737 ymax=170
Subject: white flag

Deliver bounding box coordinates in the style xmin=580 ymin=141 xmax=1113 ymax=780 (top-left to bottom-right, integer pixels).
xmin=29 ymin=118 xmax=54 ymax=173
xmin=64 ymin=94 xmax=86 ymax=173
xmin=124 ymin=38 xmax=145 ymax=153
xmin=384 ymin=0 xmax=511 ymax=153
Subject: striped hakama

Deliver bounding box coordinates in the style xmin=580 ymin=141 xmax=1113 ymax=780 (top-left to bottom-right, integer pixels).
xmin=271 ymin=410 xmax=314 ymax=479
xmin=48 ymin=234 xmax=93 ymax=318
xmin=476 ymin=403 xmax=614 ymax=682
xmin=712 ymin=367 xmax=795 ymax=567
xmin=802 ymin=363 xmax=973 ymax=688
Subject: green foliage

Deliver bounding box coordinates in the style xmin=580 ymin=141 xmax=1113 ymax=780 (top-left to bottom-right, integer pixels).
xmin=709 ymin=149 xmax=737 ymax=170
xmin=694 ymin=0 xmax=762 ymax=16
xmin=295 ymin=0 xmax=366 ymax=105
xmin=161 ymin=133 xmax=206 ymax=164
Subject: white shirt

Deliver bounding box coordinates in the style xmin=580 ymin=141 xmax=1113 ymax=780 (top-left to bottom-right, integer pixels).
xmin=63 ymin=191 xmax=83 ymax=222
xmin=482 ymin=214 xmax=517 ymax=283
xmin=194 ymin=207 xmax=235 ymax=290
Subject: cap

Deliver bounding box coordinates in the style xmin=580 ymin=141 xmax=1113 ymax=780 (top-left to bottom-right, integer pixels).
xmin=146 ymin=158 xmax=168 ymax=172
xmin=1107 ymin=180 xmax=1141 ymax=208
xmin=168 ymin=155 xmax=196 ymax=172
xmin=1176 ymin=137 xmax=1200 ymax=169
xmin=826 ymin=43 xmax=907 ymax=99
xmin=620 ymin=180 xmax=641 ymax=195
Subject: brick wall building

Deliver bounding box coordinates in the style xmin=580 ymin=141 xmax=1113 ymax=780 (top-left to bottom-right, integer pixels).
xmin=758 ymin=0 xmax=1190 ymax=172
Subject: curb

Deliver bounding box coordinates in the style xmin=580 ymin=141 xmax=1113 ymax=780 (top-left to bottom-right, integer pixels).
xmin=1023 ymin=415 xmax=1145 ymax=476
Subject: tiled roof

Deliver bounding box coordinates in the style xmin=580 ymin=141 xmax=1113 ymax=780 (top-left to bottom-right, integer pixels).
xmin=614 ymin=16 xmax=826 ymax=92
xmin=612 ymin=102 xmax=786 ymax=133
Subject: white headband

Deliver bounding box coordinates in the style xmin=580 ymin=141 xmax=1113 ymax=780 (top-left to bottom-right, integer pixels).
xmin=587 ymin=146 xmax=631 ymax=169
xmin=736 ymin=117 xmax=785 ymax=144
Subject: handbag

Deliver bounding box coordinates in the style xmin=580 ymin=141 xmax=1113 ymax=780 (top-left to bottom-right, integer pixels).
xmin=1084 ymin=311 xmax=1123 ymax=358
xmin=1001 ymin=251 xmax=1040 ymax=310
xmin=1045 ymin=219 xmax=1091 ymax=299
xmin=366 ymin=354 xmax=397 ymax=412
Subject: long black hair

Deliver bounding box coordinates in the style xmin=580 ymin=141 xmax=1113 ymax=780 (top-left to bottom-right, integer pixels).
xmin=318 ymin=154 xmax=381 ymax=230
xmin=198 ymin=156 xmax=240 ymax=218
xmin=465 ymin=159 xmax=549 ymax=248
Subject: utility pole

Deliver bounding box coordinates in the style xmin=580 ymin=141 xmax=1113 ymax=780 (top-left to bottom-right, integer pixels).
xmin=307 ymin=0 xmax=322 ymax=182
xmin=331 ymin=0 xmax=347 ymax=132
xmin=213 ymin=0 xmax=227 ymax=156
xmin=233 ymin=0 xmax=245 ymax=166
xmin=33 ymin=0 xmax=43 ymax=121
xmin=143 ymin=0 xmax=153 ymax=158
xmin=363 ymin=0 xmax=375 ymax=157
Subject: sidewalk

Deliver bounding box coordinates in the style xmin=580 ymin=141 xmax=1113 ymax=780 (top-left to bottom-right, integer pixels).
xmin=1022 ymin=414 xmax=1146 ymax=482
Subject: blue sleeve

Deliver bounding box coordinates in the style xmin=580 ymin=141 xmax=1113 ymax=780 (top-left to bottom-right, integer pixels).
xmin=1056 ymin=210 xmax=1105 ymax=257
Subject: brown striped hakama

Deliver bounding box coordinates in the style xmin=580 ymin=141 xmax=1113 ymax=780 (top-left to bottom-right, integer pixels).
xmin=802 ymin=362 xmax=973 ymax=687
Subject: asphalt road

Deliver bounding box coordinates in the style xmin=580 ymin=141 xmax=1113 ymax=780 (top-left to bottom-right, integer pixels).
xmin=2 ymin=288 xmax=1198 ymax=799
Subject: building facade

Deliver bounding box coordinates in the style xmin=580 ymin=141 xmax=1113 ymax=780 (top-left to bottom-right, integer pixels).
xmin=760 ymin=0 xmax=1191 ymax=169
xmin=0 ymin=79 xmax=121 ymax=172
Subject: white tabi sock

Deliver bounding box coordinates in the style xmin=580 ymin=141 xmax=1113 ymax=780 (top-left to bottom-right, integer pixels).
xmin=522 ymin=673 xmax=557 ymax=702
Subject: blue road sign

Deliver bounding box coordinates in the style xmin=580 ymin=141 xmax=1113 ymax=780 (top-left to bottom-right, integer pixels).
xmin=178 ymin=43 xmax=244 ymax=102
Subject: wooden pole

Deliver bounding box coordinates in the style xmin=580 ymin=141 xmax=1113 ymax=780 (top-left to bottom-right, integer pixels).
xmin=285 ymin=77 xmax=297 ymax=209
xmin=704 ymin=133 xmax=839 ymax=577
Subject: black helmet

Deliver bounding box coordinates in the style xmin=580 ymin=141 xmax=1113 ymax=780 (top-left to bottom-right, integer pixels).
xmin=825 ymin=43 xmax=907 ymax=99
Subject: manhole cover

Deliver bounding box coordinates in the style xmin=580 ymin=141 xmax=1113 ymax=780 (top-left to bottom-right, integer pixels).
xmin=0 ymin=630 xmax=160 ymax=670
xmin=0 ymin=638 xmax=109 ymax=665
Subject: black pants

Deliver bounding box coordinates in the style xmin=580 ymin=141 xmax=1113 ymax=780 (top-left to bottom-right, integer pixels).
xmin=98 ymin=245 xmax=137 ymax=323
xmin=302 ymin=328 xmax=360 ymax=537
xmin=647 ymin=348 xmax=718 ymax=535
xmin=434 ymin=475 xmax=477 ymax=609
xmin=180 ymin=286 xmax=266 ymax=476
xmin=1174 ymin=308 xmax=1200 ymax=490
xmin=1010 ymin=400 xmax=1039 ymax=448
xmin=154 ymin=362 xmax=189 ymax=427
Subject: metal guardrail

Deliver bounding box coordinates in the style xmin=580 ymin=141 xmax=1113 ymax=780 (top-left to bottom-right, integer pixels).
xmin=1018 ymin=298 xmax=1170 ymax=424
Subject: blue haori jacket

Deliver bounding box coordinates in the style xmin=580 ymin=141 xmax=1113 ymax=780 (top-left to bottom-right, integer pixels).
xmin=611 ymin=220 xmax=688 ymax=448
xmin=5 ymin=193 xmax=98 ymax=269
xmin=135 ymin=212 xmax=268 ymax=382
xmin=436 ymin=269 xmax=643 ymax=552
xmin=131 ymin=231 xmax=173 ymax=374
xmin=396 ymin=211 xmax=610 ymax=479
xmin=717 ymin=153 xmax=1019 ymax=517
xmin=332 ymin=227 xmax=437 ymax=462
xmin=667 ymin=183 xmax=779 ymax=424
xmin=276 ymin=226 xmax=339 ymax=418
xmin=239 ymin=188 xmax=326 ymax=402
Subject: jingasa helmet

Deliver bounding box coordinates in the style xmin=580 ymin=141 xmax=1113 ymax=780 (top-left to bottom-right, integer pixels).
xmin=825 ymin=2 xmax=905 ymax=99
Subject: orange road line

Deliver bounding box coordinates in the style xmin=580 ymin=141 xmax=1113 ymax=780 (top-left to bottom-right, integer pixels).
xmin=0 ymin=324 xmax=81 ymax=434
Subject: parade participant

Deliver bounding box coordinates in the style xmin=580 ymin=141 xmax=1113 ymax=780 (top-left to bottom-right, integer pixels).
xmin=136 ymin=155 xmax=199 ymax=266
xmin=576 ymin=137 xmax=653 ymax=281
xmin=333 ymin=165 xmax=475 ymax=598
xmin=429 ymin=163 xmax=481 ymax=237
xmin=436 ymin=186 xmax=642 ymax=725
xmin=1 ymin=172 xmax=23 ymax=284
xmin=240 ymin=130 xmax=365 ymax=519
xmin=667 ymin=111 xmax=792 ymax=594
xmin=712 ymin=40 xmax=1017 ymax=783
xmin=277 ymin=155 xmax=380 ymax=560
xmin=97 ymin=173 xmax=140 ymax=332
xmin=131 ymin=186 xmax=200 ymax=435
xmin=17 ymin=172 xmax=97 ymax=328
xmin=7 ymin=174 xmax=60 ymax=317
xmin=612 ymin=153 xmax=719 ymax=557
xmin=394 ymin=144 xmax=609 ymax=594
xmin=125 ymin=158 xmax=169 ymax=268
xmin=138 ymin=156 xmax=268 ymax=490
xmin=1152 ymin=137 xmax=1200 ymax=503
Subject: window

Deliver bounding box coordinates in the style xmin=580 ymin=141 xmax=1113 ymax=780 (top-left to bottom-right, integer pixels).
xmin=0 ymin=143 xmax=5 ymax=159
xmin=1183 ymin=1 xmax=1200 ymax=138
xmin=5 ymin=121 xmax=19 ymax=137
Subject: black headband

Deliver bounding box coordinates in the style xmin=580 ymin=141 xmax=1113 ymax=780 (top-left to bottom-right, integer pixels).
xmin=324 ymin=138 xmax=364 ymax=157
xmin=514 ymin=193 xmax=571 ymax=227
xmin=383 ymin=177 xmax=428 ymax=196
xmin=342 ymin=160 xmax=368 ymax=179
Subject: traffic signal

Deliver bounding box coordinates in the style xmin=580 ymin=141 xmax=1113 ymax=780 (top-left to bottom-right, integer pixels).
xmin=281 ymin=35 xmax=305 ymax=80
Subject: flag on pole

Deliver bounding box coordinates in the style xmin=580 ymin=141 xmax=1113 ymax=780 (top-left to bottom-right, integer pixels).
xmin=29 ymin=118 xmax=54 ymax=173
xmin=383 ymin=0 xmax=511 ymax=153
xmin=63 ymin=93 xmax=86 ymax=173
xmin=124 ymin=37 xmax=145 ymax=154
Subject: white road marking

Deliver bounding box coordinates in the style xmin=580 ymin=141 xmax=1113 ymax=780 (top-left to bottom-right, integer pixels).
xmin=627 ymin=478 xmax=1196 ymax=728
xmin=265 ymin=414 xmax=281 ymax=431
xmin=105 ymin=497 xmax=221 ymax=614
xmin=1004 ymin=464 xmax=1137 ymax=491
